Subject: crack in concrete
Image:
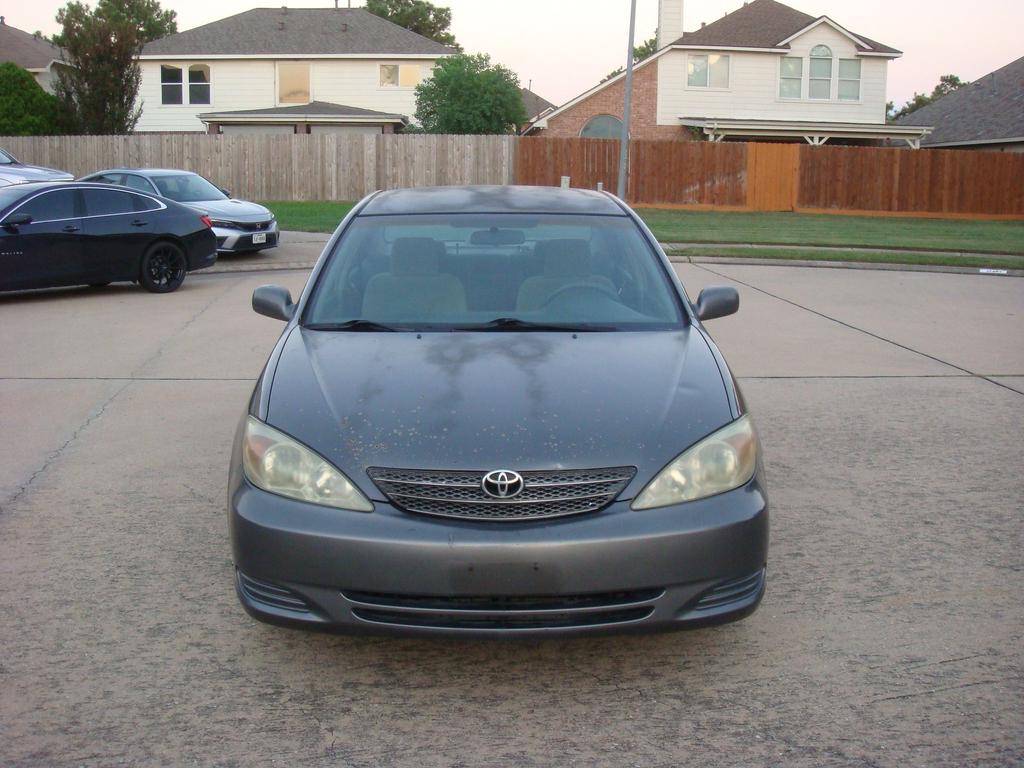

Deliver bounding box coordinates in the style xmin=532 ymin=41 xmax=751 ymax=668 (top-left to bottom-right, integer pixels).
xmin=867 ymin=677 xmax=1020 ymax=704
xmin=1 ymin=281 xmax=237 ymax=515
xmin=693 ymin=264 xmax=1024 ymax=397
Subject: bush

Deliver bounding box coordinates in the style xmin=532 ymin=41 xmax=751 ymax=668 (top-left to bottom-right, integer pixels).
xmin=0 ymin=63 xmax=68 ymax=135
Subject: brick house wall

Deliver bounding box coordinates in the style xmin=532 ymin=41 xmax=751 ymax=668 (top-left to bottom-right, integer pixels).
xmin=538 ymin=59 xmax=688 ymax=141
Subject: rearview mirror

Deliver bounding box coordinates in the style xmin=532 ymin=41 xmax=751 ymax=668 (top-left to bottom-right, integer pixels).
xmin=2 ymin=213 xmax=32 ymax=229
xmin=695 ymin=286 xmax=739 ymax=322
xmin=253 ymin=285 xmax=295 ymax=321
xmin=469 ymin=228 xmax=525 ymax=246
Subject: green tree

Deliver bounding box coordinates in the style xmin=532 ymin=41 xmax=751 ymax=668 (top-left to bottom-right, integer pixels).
xmin=365 ymin=0 xmax=459 ymax=49
xmin=0 ymin=63 xmax=68 ymax=135
xmin=890 ymin=74 xmax=968 ymax=121
xmin=414 ymin=53 xmax=526 ymax=134
xmin=602 ymin=33 xmax=658 ymax=82
xmin=52 ymin=0 xmax=176 ymax=134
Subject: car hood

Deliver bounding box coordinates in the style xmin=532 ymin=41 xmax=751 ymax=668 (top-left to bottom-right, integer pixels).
xmin=0 ymin=164 xmax=73 ymax=183
xmin=265 ymin=328 xmax=734 ymax=500
xmin=184 ymin=198 xmax=271 ymax=222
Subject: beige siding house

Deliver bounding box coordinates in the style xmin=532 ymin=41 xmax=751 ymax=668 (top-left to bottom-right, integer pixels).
xmin=136 ymin=7 xmax=454 ymax=134
xmin=533 ymin=0 xmax=931 ymax=147
xmin=0 ymin=17 xmax=65 ymax=94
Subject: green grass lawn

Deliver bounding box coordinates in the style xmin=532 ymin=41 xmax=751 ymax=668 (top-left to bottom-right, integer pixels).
xmin=263 ymin=201 xmax=1024 ymax=256
xmin=637 ymin=209 xmax=1024 ymax=255
xmin=665 ymin=245 xmax=1024 ymax=271
xmin=264 ymin=201 xmax=356 ymax=233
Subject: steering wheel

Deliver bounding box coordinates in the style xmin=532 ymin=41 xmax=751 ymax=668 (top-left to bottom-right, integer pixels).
xmin=541 ymin=282 xmax=621 ymax=308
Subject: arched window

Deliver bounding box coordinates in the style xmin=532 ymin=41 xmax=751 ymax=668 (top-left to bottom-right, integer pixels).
xmin=189 ymin=65 xmax=211 ymax=105
xmin=809 ymin=45 xmax=833 ymax=99
xmin=580 ymin=115 xmax=623 ymax=139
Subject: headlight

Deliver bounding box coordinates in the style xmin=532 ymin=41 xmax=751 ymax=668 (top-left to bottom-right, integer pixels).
xmin=241 ymin=417 xmax=373 ymax=512
xmin=632 ymin=416 xmax=758 ymax=510
xmin=209 ymin=219 xmax=232 ymax=228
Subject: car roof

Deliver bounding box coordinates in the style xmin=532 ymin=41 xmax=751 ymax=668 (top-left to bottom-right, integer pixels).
xmin=87 ymin=168 xmax=196 ymax=177
xmin=359 ymin=185 xmax=628 ymax=216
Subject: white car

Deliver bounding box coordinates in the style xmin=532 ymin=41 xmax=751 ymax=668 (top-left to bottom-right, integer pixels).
xmin=80 ymin=168 xmax=279 ymax=254
xmin=0 ymin=148 xmax=74 ymax=186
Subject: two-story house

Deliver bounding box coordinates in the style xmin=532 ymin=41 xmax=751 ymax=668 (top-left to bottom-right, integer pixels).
xmin=531 ymin=0 xmax=931 ymax=148
xmin=0 ymin=16 xmax=65 ymax=94
xmin=136 ymin=7 xmax=455 ymax=134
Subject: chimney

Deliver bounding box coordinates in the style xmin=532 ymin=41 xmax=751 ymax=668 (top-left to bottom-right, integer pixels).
xmin=657 ymin=0 xmax=684 ymax=49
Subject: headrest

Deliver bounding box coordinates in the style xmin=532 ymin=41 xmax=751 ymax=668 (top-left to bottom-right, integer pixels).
xmin=534 ymin=239 xmax=591 ymax=277
xmin=392 ymin=237 xmax=445 ymax=274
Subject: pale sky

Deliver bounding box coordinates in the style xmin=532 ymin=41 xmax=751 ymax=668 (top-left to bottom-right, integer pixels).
xmin=4 ymin=0 xmax=1022 ymax=107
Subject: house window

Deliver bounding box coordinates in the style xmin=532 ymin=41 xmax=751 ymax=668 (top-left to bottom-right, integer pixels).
xmin=188 ymin=65 xmax=211 ymax=105
xmin=779 ymin=56 xmax=802 ymax=99
xmin=278 ymin=62 xmax=310 ymax=104
xmin=380 ymin=64 xmax=423 ymax=88
xmin=687 ymin=54 xmax=729 ymax=89
xmin=161 ymin=65 xmax=183 ymax=104
xmin=838 ymin=59 xmax=861 ymax=101
xmin=809 ymin=45 xmax=833 ymax=100
xmin=580 ymin=114 xmax=623 ymax=139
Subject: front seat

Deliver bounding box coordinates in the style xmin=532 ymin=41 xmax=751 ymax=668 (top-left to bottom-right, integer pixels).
xmin=362 ymin=237 xmax=467 ymax=319
xmin=516 ymin=239 xmax=615 ymax=311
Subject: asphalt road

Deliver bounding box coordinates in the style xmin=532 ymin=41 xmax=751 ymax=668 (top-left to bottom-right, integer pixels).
xmin=1 ymin=263 xmax=1022 ymax=767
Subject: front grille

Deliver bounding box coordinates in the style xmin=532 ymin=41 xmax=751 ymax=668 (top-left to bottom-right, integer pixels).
xmin=367 ymin=466 xmax=636 ymax=522
xmin=237 ymin=572 xmax=313 ymax=614
xmin=230 ymin=220 xmax=272 ymax=232
xmin=692 ymin=569 xmax=765 ymax=612
xmin=343 ymin=587 xmax=661 ymax=630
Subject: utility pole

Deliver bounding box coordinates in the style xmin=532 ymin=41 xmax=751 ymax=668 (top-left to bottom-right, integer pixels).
xmin=616 ymin=0 xmax=637 ymax=199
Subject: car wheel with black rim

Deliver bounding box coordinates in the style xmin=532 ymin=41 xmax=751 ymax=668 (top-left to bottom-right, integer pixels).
xmin=139 ymin=241 xmax=186 ymax=293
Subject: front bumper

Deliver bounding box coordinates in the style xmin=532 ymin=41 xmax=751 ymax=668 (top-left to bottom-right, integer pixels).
xmin=213 ymin=220 xmax=279 ymax=253
xmin=228 ymin=472 xmax=769 ymax=637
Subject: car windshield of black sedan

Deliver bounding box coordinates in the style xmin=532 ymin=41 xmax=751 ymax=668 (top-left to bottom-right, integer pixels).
xmin=152 ymin=174 xmax=226 ymax=202
xmin=304 ymin=214 xmax=684 ymax=330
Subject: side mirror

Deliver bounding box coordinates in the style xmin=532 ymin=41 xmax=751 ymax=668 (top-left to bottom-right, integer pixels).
xmin=695 ymin=286 xmax=739 ymax=322
xmin=253 ymin=285 xmax=295 ymax=321
xmin=2 ymin=213 xmax=32 ymax=229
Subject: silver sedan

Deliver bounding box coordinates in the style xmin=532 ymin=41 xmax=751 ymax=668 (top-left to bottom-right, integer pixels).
xmin=79 ymin=168 xmax=279 ymax=254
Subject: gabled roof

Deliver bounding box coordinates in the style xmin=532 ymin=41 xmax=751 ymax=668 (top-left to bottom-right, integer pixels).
xmin=142 ymin=8 xmax=455 ymax=57
xmin=672 ymin=0 xmax=900 ymax=55
xmin=894 ymin=57 xmax=1024 ymax=147
xmin=0 ymin=19 xmax=63 ymax=70
xmin=521 ymin=88 xmax=556 ymax=122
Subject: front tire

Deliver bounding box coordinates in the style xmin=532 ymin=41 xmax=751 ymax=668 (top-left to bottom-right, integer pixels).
xmin=140 ymin=242 xmax=186 ymax=293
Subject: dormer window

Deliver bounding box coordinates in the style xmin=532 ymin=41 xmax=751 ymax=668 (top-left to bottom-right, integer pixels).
xmin=809 ymin=45 xmax=833 ymax=99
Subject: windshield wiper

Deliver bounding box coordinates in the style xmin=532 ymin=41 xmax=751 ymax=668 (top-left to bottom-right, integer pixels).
xmin=454 ymin=318 xmax=616 ymax=332
xmin=304 ymin=320 xmax=399 ymax=332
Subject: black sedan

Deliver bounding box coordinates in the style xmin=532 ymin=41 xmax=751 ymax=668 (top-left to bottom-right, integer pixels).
xmin=0 ymin=182 xmax=217 ymax=294
xmin=229 ymin=185 xmax=768 ymax=637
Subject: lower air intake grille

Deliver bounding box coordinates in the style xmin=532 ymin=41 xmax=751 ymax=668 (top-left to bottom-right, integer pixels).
xmin=238 ymin=572 xmax=313 ymax=614
xmin=367 ymin=466 xmax=636 ymax=522
xmin=693 ymin=569 xmax=765 ymax=612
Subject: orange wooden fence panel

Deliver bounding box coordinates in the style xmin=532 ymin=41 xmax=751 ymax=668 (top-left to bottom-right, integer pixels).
xmin=746 ymin=143 xmax=800 ymax=211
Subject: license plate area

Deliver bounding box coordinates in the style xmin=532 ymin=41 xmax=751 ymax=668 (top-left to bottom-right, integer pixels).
xmin=252 ymin=233 xmax=267 ymax=244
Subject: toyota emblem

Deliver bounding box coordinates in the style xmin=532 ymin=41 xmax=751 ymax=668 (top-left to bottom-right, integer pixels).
xmin=481 ymin=470 xmax=525 ymax=499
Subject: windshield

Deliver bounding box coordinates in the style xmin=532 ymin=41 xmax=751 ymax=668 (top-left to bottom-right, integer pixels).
xmin=151 ymin=174 xmax=226 ymax=202
xmin=304 ymin=214 xmax=685 ymax=331
xmin=0 ymin=150 xmax=15 ymax=165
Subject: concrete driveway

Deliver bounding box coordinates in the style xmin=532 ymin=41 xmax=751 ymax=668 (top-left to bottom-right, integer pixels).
xmin=1 ymin=263 xmax=1021 ymax=767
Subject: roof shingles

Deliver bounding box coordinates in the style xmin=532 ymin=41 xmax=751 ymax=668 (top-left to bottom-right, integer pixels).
xmin=0 ymin=20 xmax=63 ymax=70
xmin=142 ymin=8 xmax=455 ymax=57
xmin=670 ymin=0 xmax=900 ymax=55
xmin=895 ymin=56 xmax=1024 ymax=146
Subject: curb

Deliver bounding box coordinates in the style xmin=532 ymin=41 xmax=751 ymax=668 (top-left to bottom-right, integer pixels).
xmin=670 ymin=255 xmax=1024 ymax=278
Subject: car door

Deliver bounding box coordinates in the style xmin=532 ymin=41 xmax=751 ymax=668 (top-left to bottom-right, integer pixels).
xmin=0 ymin=188 xmax=86 ymax=290
xmin=80 ymin=187 xmax=156 ymax=282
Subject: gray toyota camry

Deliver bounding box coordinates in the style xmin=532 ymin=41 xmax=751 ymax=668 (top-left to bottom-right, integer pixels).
xmin=229 ymin=185 xmax=768 ymax=636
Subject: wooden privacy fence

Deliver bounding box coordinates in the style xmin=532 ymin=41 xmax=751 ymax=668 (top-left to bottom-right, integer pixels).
xmin=517 ymin=137 xmax=1024 ymax=217
xmin=3 ymin=133 xmax=1022 ymax=216
xmin=0 ymin=133 xmax=516 ymax=202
